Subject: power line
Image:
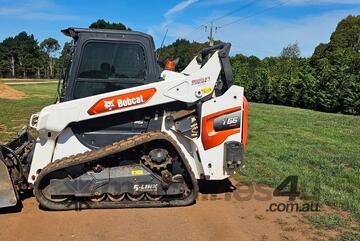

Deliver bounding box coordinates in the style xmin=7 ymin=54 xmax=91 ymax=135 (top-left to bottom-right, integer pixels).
xmin=203 ymin=0 xmax=286 ymax=46
xmin=160 ymin=25 xmax=202 ymax=48
xmin=181 ymin=25 xmax=203 ymax=39
xmin=172 ymin=0 xmax=260 ymax=41
xmin=210 ymin=0 xmax=259 ymax=23
xmin=194 ymin=33 xmax=208 ymax=42
xmin=167 ymin=0 xmax=289 ymax=45
xmin=220 ymin=0 xmax=289 ymax=28
xmin=200 ymin=0 xmax=259 ymax=46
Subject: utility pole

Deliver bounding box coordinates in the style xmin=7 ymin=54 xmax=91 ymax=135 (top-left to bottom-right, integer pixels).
xmin=204 ymin=22 xmax=219 ymax=46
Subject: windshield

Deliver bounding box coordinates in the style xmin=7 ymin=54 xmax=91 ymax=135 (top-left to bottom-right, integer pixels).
xmin=74 ymin=41 xmax=147 ymax=99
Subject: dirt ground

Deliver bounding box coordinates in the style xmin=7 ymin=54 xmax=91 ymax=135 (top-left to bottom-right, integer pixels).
xmin=0 ymin=82 xmax=25 ymax=100
xmin=0 ymin=179 xmax=318 ymax=241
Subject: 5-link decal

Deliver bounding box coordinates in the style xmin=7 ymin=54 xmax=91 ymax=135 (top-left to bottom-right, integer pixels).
xmin=133 ymin=184 xmax=158 ymax=192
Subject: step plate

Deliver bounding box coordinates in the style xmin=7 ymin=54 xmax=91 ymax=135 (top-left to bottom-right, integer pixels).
xmin=0 ymin=160 xmax=18 ymax=208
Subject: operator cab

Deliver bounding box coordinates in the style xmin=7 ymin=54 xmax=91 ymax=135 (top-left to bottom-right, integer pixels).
xmin=60 ymin=28 xmax=163 ymax=149
xmin=60 ymin=28 xmax=160 ymax=102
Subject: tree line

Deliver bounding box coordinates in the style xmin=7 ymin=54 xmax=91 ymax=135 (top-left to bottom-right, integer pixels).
xmin=0 ymin=33 xmax=59 ymax=78
xmin=0 ymin=19 xmax=130 ymax=79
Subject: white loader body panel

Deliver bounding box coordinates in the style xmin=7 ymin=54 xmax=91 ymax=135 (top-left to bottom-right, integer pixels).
xmin=28 ymin=51 xmax=245 ymax=184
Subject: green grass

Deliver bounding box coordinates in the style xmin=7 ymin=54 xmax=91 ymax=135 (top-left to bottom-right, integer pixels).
xmin=0 ymin=79 xmax=55 ymax=82
xmin=0 ymin=83 xmax=359 ymax=222
xmin=239 ymin=102 xmax=360 ymax=220
xmin=338 ymin=231 xmax=360 ymax=241
xmin=306 ymin=214 xmax=347 ymax=230
xmin=0 ymin=83 xmax=58 ymax=142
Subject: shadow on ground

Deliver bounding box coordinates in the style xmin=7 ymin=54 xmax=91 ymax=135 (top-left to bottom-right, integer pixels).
xmin=0 ymin=202 xmax=23 ymax=214
xmin=198 ymin=178 xmax=236 ymax=194
xmin=0 ymin=190 xmax=33 ymax=214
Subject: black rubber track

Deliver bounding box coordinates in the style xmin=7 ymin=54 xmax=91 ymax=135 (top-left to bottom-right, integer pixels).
xmin=34 ymin=131 xmax=198 ymax=211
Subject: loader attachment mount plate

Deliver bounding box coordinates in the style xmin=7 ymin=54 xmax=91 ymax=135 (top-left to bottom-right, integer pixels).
xmin=0 ymin=160 xmax=17 ymax=208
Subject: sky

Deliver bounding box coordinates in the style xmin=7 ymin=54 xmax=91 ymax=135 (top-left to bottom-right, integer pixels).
xmin=0 ymin=0 xmax=359 ymax=58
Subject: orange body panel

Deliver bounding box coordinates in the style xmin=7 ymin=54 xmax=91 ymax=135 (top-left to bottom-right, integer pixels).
xmin=201 ymin=106 xmax=241 ymax=150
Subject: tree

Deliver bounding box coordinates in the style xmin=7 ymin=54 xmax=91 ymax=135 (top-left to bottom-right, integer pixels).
xmin=14 ymin=32 xmax=40 ymax=78
xmin=0 ymin=32 xmax=40 ymax=78
xmin=57 ymin=41 xmax=72 ymax=75
xmin=33 ymin=51 xmax=48 ymax=79
xmin=281 ymin=41 xmax=301 ymax=58
xmin=89 ymin=19 xmax=131 ymax=30
xmin=157 ymin=39 xmax=209 ymax=71
xmin=1 ymin=37 xmax=17 ymax=77
xmin=311 ymin=15 xmax=360 ymax=114
xmin=40 ymin=38 xmax=60 ymax=78
xmin=312 ymin=15 xmax=360 ymax=64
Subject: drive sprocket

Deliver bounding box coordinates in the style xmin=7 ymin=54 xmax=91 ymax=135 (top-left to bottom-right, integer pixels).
xmin=141 ymin=148 xmax=173 ymax=171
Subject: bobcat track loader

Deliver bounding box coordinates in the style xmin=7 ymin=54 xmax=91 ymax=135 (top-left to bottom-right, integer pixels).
xmin=0 ymin=28 xmax=248 ymax=210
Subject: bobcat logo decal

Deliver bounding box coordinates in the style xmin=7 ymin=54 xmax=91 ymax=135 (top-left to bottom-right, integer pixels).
xmin=103 ymin=99 xmax=115 ymax=110
xmin=88 ymin=88 xmax=157 ymax=115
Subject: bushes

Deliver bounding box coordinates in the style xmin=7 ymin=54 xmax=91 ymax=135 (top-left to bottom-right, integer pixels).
xmin=232 ymin=53 xmax=359 ymax=115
